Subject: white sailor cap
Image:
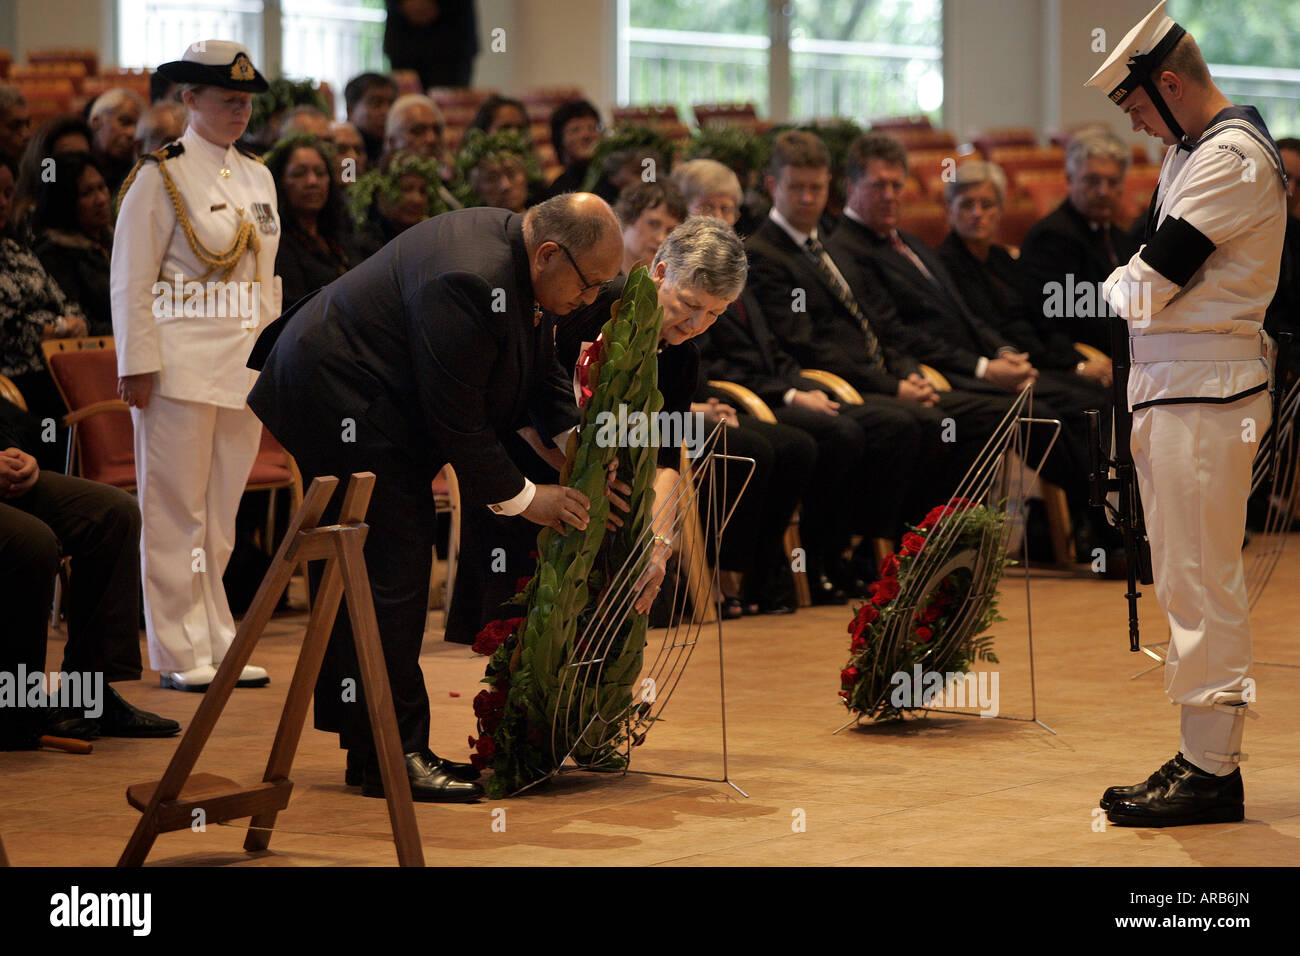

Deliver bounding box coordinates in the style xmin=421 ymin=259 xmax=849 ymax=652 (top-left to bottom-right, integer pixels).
xmin=157 ymin=40 xmax=269 ymax=94
xmin=1084 ymin=1 xmax=1186 ymax=105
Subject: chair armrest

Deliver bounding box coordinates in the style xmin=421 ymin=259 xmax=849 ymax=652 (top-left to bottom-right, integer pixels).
xmin=800 ymin=369 xmax=865 ymax=404
xmin=705 ymin=380 xmax=778 ymax=423
xmin=64 ymin=398 xmax=130 ymax=425
xmin=0 ymin=373 xmax=27 ymax=412
xmin=1073 ymin=342 xmax=1109 ymax=364
xmin=919 ymin=364 xmax=953 ymax=392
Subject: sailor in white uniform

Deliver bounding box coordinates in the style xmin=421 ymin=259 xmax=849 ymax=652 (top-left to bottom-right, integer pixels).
xmin=1085 ymin=2 xmax=1288 ymax=826
xmin=111 ymin=40 xmax=281 ymax=691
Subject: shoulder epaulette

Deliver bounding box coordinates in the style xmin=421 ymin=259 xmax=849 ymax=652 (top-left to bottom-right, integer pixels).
xmin=235 ymin=143 xmax=265 ymax=164
xmin=147 ymin=141 xmax=185 ymax=163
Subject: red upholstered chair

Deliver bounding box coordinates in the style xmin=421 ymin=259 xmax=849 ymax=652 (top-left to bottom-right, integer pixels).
xmin=899 ymin=202 xmax=951 ymax=249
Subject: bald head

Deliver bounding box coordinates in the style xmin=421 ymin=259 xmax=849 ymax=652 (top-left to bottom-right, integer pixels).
xmin=525 ymin=193 xmax=624 ymax=315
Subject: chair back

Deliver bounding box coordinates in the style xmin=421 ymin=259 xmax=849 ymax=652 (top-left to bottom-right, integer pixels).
xmin=42 ymin=338 xmax=136 ymax=488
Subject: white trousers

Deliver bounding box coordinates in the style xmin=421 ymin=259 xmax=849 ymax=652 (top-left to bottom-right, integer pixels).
xmin=132 ymin=394 xmax=263 ymax=673
xmin=1132 ymin=391 xmax=1269 ymax=774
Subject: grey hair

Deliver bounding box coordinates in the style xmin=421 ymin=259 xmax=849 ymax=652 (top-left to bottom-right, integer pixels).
xmin=671 ymin=158 xmax=743 ymax=208
xmin=945 ymin=160 xmax=1008 ymax=207
xmin=385 ymin=93 xmax=445 ymax=140
xmin=650 ymin=216 xmax=747 ymax=301
xmin=89 ymin=88 xmax=143 ymax=124
xmin=0 ymin=85 xmax=26 ymax=114
xmin=1065 ymin=129 xmax=1129 ymax=181
xmin=525 ymin=193 xmax=615 ymax=255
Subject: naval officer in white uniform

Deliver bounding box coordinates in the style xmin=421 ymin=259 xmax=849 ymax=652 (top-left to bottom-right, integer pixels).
xmin=1085 ymin=2 xmax=1288 ymax=826
xmin=111 ymin=40 xmax=281 ymax=691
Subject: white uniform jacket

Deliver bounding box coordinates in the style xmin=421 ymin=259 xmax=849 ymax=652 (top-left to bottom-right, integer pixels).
xmin=1103 ymin=106 xmax=1287 ymax=410
xmin=110 ymin=126 xmax=282 ymax=408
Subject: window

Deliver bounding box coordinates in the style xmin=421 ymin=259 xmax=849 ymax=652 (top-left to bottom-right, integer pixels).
xmin=117 ymin=0 xmax=387 ymax=118
xmin=619 ymin=0 xmax=943 ymax=124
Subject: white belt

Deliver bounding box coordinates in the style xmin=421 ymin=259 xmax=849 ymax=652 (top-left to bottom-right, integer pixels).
xmin=1129 ymin=332 xmax=1266 ymax=363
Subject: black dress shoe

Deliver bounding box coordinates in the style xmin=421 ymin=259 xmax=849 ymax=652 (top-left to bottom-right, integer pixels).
xmin=347 ymin=748 xmax=480 ymax=786
xmin=361 ymin=751 xmax=484 ymax=802
xmin=45 ymin=707 xmax=100 ymax=740
xmin=757 ymin=600 xmax=796 ymax=615
xmin=1105 ymin=753 xmax=1244 ymax=827
xmin=98 ymin=687 xmax=181 ymax=738
xmin=808 ymin=573 xmax=847 ymax=605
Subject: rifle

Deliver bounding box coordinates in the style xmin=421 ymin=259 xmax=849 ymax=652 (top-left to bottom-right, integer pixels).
xmin=1085 ymin=314 xmax=1154 ymax=652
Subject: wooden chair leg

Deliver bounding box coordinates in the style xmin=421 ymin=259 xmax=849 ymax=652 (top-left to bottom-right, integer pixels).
xmin=1041 ymin=480 xmax=1077 ymax=565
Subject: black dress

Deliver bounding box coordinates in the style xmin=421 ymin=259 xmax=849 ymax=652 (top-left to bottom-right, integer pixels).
xmin=33 ymin=229 xmax=113 ymax=337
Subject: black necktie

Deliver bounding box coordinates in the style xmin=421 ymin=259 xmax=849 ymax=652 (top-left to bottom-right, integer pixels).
xmin=804 ymin=235 xmax=886 ymax=371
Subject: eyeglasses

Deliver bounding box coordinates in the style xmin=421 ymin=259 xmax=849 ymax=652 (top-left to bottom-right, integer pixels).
xmin=555 ymin=241 xmax=606 ymax=293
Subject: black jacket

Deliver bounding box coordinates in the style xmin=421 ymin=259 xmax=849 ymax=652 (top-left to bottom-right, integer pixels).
xmin=33 ymin=229 xmax=113 ymax=337
xmin=247 ymin=207 xmax=577 ymax=506
xmin=273 ymin=224 xmax=352 ymax=313
xmin=1017 ymin=199 xmax=1137 ymax=355
xmin=827 ymin=215 xmax=1012 ymax=390
xmin=743 ymin=216 xmax=916 ymax=397
xmin=935 ymin=231 xmax=1080 ymax=371
xmin=696 ymin=287 xmax=809 ymax=408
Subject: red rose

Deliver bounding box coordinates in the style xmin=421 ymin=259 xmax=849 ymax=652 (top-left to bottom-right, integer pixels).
xmin=857 ymin=604 xmax=879 ymax=625
xmin=851 ymin=634 xmax=867 ymax=651
xmin=871 ymin=577 xmax=899 ymax=606
xmin=838 ymin=689 xmax=850 ymax=701
xmin=879 ymin=553 xmax=899 ymax=578
xmin=901 ymin=532 xmax=926 ymax=555
xmin=471 ymin=616 xmax=524 ymax=656
xmin=476 ymin=735 xmax=497 ymax=757
xmin=916 ymin=626 xmax=933 ymax=642
xmin=920 ymin=604 xmax=942 ymax=624
xmin=469 ymin=752 xmax=490 ymax=770
xmin=840 ymin=666 xmax=859 ymax=687
xmin=574 ymin=336 xmax=604 ymax=408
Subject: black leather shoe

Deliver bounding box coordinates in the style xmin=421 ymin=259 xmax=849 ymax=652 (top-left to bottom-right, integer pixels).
xmin=361 ymin=751 xmax=484 ymax=802
xmin=1105 ymin=753 xmax=1244 ymax=827
xmin=757 ymin=600 xmax=796 ymax=615
xmin=45 ymin=707 xmax=100 ymax=740
xmin=347 ymin=748 xmax=480 ymax=786
xmin=808 ymin=573 xmax=847 ymax=605
xmin=97 ymin=687 xmax=180 ymax=738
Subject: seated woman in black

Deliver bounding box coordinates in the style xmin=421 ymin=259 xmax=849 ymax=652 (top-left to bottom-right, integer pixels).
xmin=455 ymin=128 xmax=544 ymax=213
xmin=32 ymin=151 xmax=114 ymax=337
xmin=265 ymin=134 xmax=353 ymax=308
xmin=347 ymin=148 xmax=453 ymax=260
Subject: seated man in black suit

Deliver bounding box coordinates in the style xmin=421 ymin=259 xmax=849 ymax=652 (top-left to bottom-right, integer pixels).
xmin=827 ymin=132 xmax=1096 ymax=538
xmin=0 ymin=397 xmax=178 ymax=749
xmin=1018 ymin=129 xmax=1138 ymax=357
xmin=248 ymin=194 xmax=622 ymax=803
xmin=744 ymin=131 xmax=1010 ymax=534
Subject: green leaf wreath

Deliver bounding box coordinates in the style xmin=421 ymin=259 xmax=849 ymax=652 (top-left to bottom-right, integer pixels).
xmin=470 ymin=267 xmax=664 ymax=797
xmin=840 ymin=498 xmax=1008 ymax=721
xmin=580 ymin=125 xmax=678 ymax=192
xmin=345 ymin=150 xmax=454 ymax=231
xmin=453 ymin=128 xmax=542 ymax=207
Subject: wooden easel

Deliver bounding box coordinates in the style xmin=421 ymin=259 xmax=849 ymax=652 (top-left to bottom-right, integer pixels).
xmin=118 ymin=473 xmax=425 ymax=867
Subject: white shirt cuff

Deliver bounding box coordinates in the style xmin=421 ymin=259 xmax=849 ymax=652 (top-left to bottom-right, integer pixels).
xmin=488 ymin=478 xmax=536 ymax=516
xmin=975 ymin=356 xmax=990 ymax=379
xmin=782 ymin=388 xmax=797 ymax=406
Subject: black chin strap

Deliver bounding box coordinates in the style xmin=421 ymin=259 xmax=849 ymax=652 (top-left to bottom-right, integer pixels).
xmin=1124 ymin=24 xmax=1192 ymax=149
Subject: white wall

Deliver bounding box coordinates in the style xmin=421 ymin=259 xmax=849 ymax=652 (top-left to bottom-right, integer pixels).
xmin=944 ymin=0 xmax=1044 ymax=141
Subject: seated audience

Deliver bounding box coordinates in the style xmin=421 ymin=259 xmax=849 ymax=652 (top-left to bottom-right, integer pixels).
xmin=330 ymin=120 xmax=369 ymax=179
xmin=0 ymin=397 xmax=178 ymax=749
xmin=468 ymin=94 xmax=531 ymax=136
xmin=744 ymin=131 xmax=1012 ymax=539
xmin=134 ymin=101 xmax=186 ymax=155
xmin=279 ymin=103 xmax=333 ymax=141
xmin=344 ymin=72 xmax=398 ymax=164
xmin=267 ymin=135 xmax=355 ymax=308
xmin=87 ymin=89 xmax=143 ymax=197
xmin=828 ymin=132 xmax=1103 ymax=551
xmin=347 ymin=149 xmax=453 ymax=256
xmin=385 ymin=93 xmax=460 ymax=208
xmin=1018 ymin=130 xmax=1137 ymax=355
xmin=12 ymin=116 xmax=94 ymax=238
xmin=545 ymin=99 xmax=603 ymax=198
xmin=455 ymin=128 xmax=542 ymax=212
xmin=613 ymin=179 xmax=687 ymax=275
xmin=937 ymin=160 xmax=1112 ymax=388
xmin=0 ymin=87 xmax=32 ymax=161
xmin=32 ymin=151 xmax=115 ymax=337
xmin=0 ymin=153 xmax=88 ymax=467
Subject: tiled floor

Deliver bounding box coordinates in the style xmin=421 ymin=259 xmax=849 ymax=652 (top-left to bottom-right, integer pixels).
xmin=4 ymin=543 xmax=1298 ymax=867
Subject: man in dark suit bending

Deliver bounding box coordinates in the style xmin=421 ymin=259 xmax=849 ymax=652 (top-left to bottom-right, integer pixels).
xmin=248 ymin=194 xmax=624 ymax=802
